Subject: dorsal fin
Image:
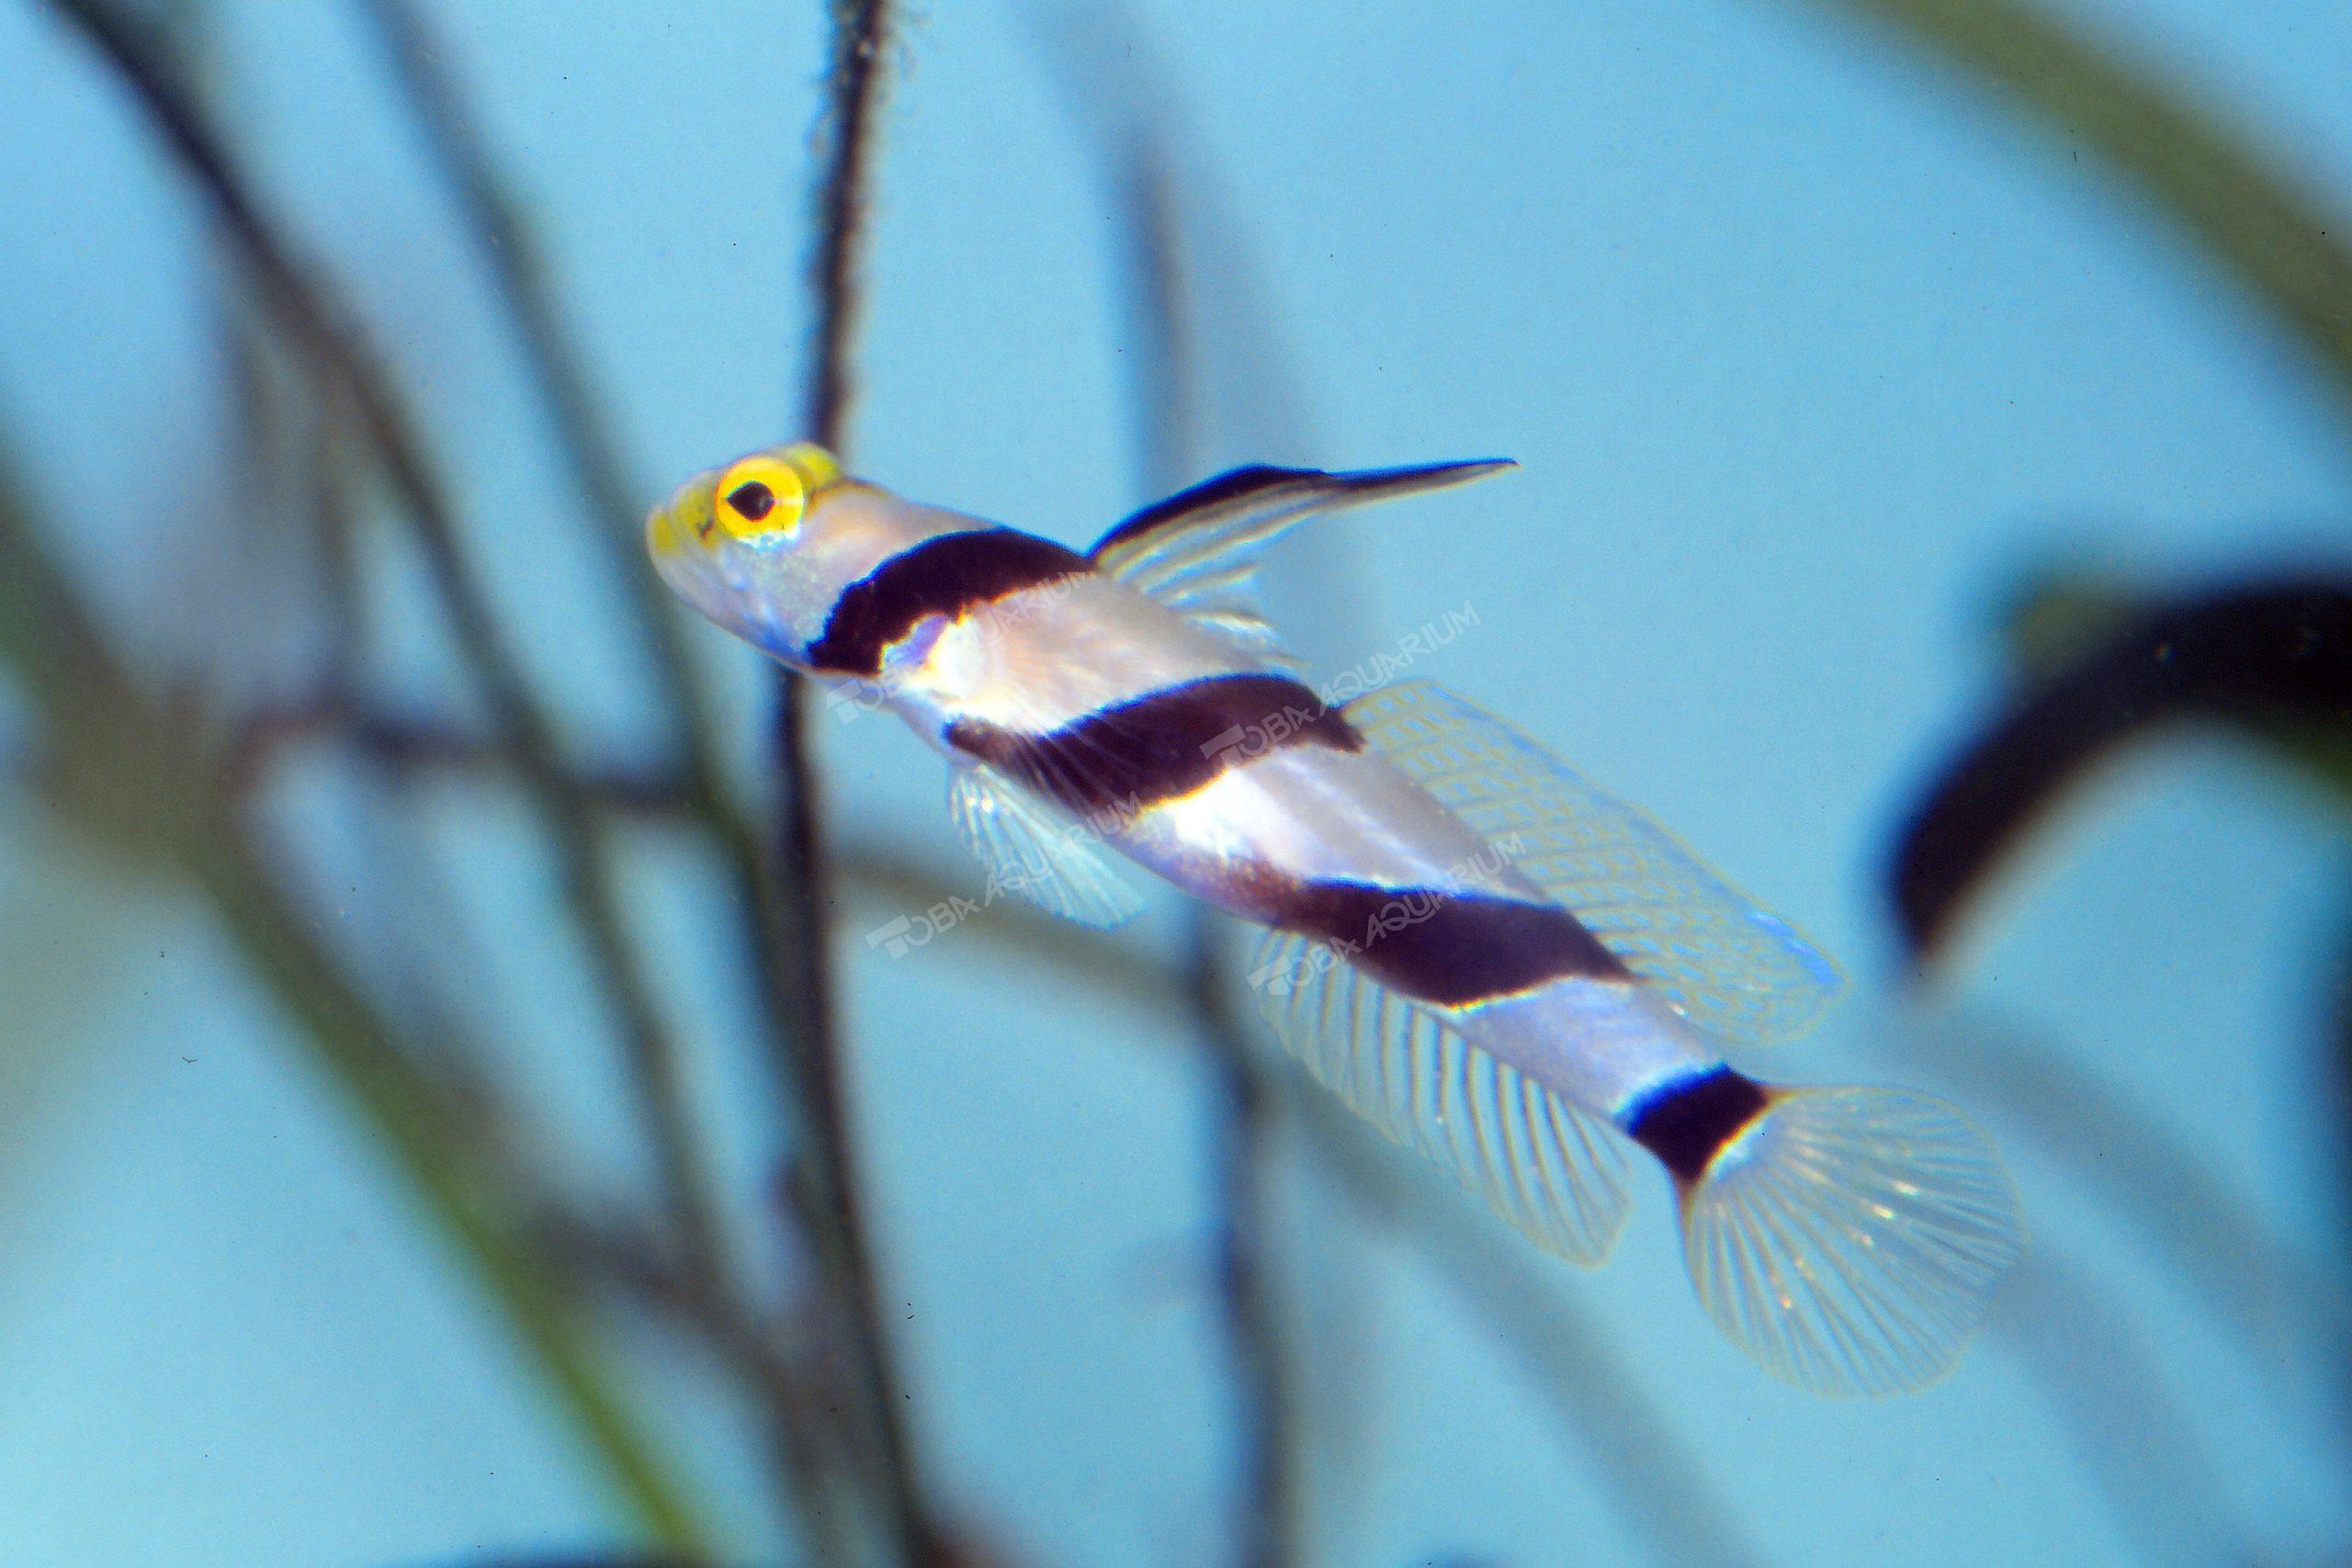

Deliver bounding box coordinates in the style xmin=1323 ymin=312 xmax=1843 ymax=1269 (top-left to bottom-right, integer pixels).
xmin=1342 ymin=680 xmax=1846 ymax=1046
xmin=1089 ymin=458 xmax=1513 ymax=663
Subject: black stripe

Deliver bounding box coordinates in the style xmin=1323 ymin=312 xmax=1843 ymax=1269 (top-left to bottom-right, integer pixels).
xmin=945 ymin=671 xmax=1360 ymax=822
xmin=1089 ymin=466 xmax=1308 ymax=557
xmin=1624 ymin=1066 xmax=1771 ymax=1182
xmin=1265 ymin=877 xmax=1631 ymax=1006
xmin=805 ymin=527 xmax=1091 ymax=675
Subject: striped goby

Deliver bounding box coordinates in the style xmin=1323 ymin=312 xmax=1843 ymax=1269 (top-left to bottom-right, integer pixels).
xmin=648 ymin=443 xmax=2023 ymax=1397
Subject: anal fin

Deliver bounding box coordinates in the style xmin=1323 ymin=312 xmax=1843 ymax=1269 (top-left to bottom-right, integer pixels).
xmin=1248 ymin=925 xmax=1631 ymax=1264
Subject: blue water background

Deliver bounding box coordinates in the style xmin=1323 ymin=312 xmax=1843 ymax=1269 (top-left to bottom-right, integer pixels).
xmin=0 ymin=0 xmax=2347 ymax=1562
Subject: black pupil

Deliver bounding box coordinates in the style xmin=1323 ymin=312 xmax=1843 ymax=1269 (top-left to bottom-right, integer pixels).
xmin=727 ymin=480 xmax=776 ymax=521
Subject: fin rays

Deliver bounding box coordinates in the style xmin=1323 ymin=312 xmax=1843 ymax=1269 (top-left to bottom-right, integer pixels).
xmin=945 ymin=766 xmax=1148 ymax=928
xmin=1679 ymin=1086 xmax=2024 ymax=1397
xmin=1090 ymin=460 xmax=1512 ymax=666
xmin=1343 ymin=680 xmax=1845 ymax=1046
xmin=1251 ymin=926 xmax=1632 ymax=1264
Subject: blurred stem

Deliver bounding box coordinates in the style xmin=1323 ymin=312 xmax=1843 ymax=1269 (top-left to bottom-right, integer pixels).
xmin=188 ymin=830 xmax=718 ymax=1561
xmin=1100 ymin=96 xmax=1301 ymax=1567
xmin=834 ymin=849 xmax=1771 ymax=1568
xmin=1783 ymin=0 xmax=2352 ymax=431
xmin=229 ymin=693 xmax=692 ymax=817
xmin=0 ymin=470 xmax=716 ymax=1559
xmin=2003 ymin=570 xmax=2352 ymax=807
xmin=1187 ymin=930 xmax=1304 ymax=1568
xmin=45 ymin=0 xmax=735 ymax=1325
xmin=352 ymin=0 xmax=738 ymax=825
xmin=1887 ymin=1010 xmax=2352 ymax=1437
xmin=354 ymin=14 xmax=914 ymax=1542
xmin=775 ymin=1 xmax=940 ymax=1562
xmin=1991 ymin=1253 xmax=2263 ymax=1566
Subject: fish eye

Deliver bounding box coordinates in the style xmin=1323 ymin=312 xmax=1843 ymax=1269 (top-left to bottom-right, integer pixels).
xmin=712 ymin=456 xmax=807 ymax=543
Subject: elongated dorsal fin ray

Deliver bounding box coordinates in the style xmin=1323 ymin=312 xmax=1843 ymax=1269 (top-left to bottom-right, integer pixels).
xmin=946 ymin=766 xmax=1149 ymax=929
xmin=1249 ymin=926 xmax=1632 ymax=1264
xmin=1089 ymin=459 xmax=1513 ymax=665
xmin=1341 ymin=681 xmax=1844 ymax=1046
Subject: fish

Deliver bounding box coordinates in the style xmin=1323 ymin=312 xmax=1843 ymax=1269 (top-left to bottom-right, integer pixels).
xmin=648 ymin=443 xmax=2025 ymax=1396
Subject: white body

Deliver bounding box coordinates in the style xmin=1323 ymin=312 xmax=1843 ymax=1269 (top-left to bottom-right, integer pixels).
xmin=885 ymin=550 xmax=1718 ymax=1124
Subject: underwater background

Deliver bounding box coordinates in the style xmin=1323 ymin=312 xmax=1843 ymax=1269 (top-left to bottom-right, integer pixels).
xmin=0 ymin=0 xmax=2347 ymax=1563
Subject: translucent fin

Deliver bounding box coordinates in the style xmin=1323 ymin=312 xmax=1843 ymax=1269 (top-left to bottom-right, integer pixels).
xmin=1680 ymin=1085 xmax=2024 ymax=1397
xmin=946 ymin=766 xmax=1148 ymax=929
xmin=1089 ymin=459 xmax=1512 ymax=665
xmin=1250 ymin=926 xmax=1631 ymax=1263
xmin=1343 ymin=680 xmax=1844 ymax=1045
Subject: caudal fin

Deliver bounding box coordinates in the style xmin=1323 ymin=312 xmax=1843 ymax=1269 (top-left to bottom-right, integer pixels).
xmin=1678 ymin=1085 xmax=2023 ymax=1397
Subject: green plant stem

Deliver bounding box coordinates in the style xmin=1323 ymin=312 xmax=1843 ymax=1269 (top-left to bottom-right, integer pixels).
xmin=1786 ymin=0 xmax=2352 ymax=426
xmin=346 ymin=28 xmax=867 ymax=1534
xmin=44 ymin=0 xmax=733 ymax=1318
xmin=0 ymin=473 xmax=715 ymax=1559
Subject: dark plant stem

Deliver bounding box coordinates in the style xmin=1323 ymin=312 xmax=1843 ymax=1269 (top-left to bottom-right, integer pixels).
xmin=355 ymin=2 xmax=913 ymax=1542
xmin=1889 ymin=579 xmax=2352 ymax=963
xmin=0 ymin=467 xmax=714 ymax=1558
xmin=775 ymin=1 xmax=939 ymax=1562
xmin=1188 ymin=932 xmax=1302 ymax=1568
xmin=45 ymin=0 xmax=734 ymax=1330
xmin=804 ymin=0 xmax=892 ymax=448
xmin=353 ymin=0 xmax=733 ymax=815
xmin=229 ymin=693 xmax=694 ymax=817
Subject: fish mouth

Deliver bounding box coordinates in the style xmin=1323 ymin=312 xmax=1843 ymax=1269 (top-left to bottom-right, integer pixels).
xmin=645 ymin=505 xmax=674 ymax=558
xmin=645 ymin=504 xmax=712 ymax=609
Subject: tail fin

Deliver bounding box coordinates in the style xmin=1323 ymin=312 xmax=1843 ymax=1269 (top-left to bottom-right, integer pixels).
xmin=1678 ymin=1085 xmax=2023 ymax=1397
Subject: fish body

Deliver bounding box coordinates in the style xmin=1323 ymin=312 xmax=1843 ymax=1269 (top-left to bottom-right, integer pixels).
xmin=650 ymin=444 xmax=2024 ymax=1396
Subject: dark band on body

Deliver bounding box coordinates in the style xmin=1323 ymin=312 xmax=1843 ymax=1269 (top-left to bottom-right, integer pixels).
xmin=1274 ymin=878 xmax=1630 ymax=1006
xmin=806 ymin=527 xmax=1091 ymax=675
xmin=1624 ymin=1066 xmax=1772 ymax=1183
xmin=947 ymin=666 xmax=1629 ymax=1006
xmin=945 ymin=671 xmax=1361 ymax=821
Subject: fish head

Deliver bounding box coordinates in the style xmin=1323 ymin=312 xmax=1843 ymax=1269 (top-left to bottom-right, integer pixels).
xmin=648 ymin=441 xmax=922 ymax=667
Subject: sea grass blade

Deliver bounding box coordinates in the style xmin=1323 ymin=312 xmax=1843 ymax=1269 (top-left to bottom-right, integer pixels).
xmin=41 ymin=0 xmax=737 ymax=1341
xmin=1781 ymin=0 xmax=2352 ymax=432
xmin=0 ymin=458 xmax=717 ymax=1559
xmin=1890 ymin=578 xmax=2352 ymax=964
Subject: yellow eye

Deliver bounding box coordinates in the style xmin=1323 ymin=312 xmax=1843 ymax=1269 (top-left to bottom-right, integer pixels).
xmin=712 ymin=457 xmax=807 ymax=542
